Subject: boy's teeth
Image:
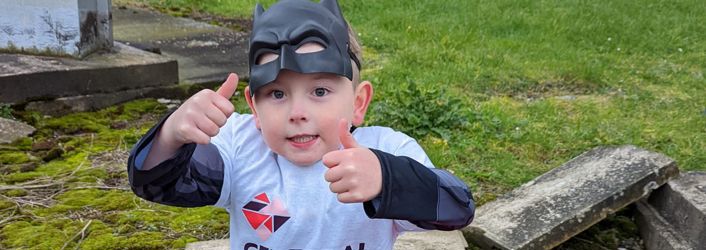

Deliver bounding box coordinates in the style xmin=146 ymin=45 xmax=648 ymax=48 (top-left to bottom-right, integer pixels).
xmin=291 ymin=135 xmax=316 ymax=143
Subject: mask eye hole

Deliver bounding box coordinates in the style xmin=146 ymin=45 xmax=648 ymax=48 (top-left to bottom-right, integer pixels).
xmin=256 ymin=52 xmax=279 ymax=65
xmin=295 ymin=42 xmax=325 ymax=54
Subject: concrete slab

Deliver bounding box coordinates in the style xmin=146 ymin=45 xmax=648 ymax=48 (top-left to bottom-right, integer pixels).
xmin=112 ymin=7 xmax=249 ymax=84
xmin=463 ymin=145 xmax=678 ymax=250
xmin=635 ymin=200 xmax=692 ymax=250
xmin=0 ymin=117 xmax=35 ymax=144
xmin=184 ymin=230 xmax=468 ymax=250
xmin=22 ymin=81 xmax=216 ymax=116
xmin=186 ymin=239 xmax=228 ymax=250
xmin=393 ymin=230 xmax=468 ymax=250
xmin=0 ymin=42 xmax=177 ymax=104
xmin=637 ymin=171 xmax=706 ymax=249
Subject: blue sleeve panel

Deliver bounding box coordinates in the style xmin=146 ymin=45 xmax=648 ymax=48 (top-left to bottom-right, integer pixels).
xmin=364 ymin=149 xmax=475 ymax=230
xmin=126 ymin=113 xmax=224 ymax=207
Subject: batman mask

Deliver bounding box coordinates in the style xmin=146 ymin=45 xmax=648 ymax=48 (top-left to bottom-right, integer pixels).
xmin=248 ymin=0 xmax=361 ymax=96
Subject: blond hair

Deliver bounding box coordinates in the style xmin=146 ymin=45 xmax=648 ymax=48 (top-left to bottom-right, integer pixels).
xmin=347 ymin=22 xmax=363 ymax=85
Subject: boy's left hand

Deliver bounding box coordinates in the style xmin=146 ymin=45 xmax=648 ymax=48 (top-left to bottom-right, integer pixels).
xmin=323 ymin=119 xmax=382 ymax=203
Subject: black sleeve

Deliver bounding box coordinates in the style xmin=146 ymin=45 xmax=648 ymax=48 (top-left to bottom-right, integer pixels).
xmin=126 ymin=112 xmax=225 ymax=207
xmin=363 ymin=149 xmax=475 ymax=230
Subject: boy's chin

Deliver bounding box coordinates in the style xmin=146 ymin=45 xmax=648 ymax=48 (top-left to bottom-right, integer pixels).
xmin=283 ymin=155 xmax=322 ymax=167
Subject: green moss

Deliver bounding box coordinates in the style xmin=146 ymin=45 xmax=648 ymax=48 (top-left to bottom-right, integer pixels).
xmin=0 ymin=220 xmax=82 ymax=249
xmin=2 ymin=189 xmax=27 ymax=197
xmin=10 ymin=137 xmax=33 ymax=151
xmin=48 ymin=189 xmax=137 ymax=213
xmin=1 ymin=172 xmax=44 ymax=184
xmin=2 ymin=151 xmax=91 ymax=184
xmin=0 ymin=151 xmax=30 ymax=164
xmin=115 ymin=99 xmax=167 ymax=121
xmin=81 ymin=231 xmax=170 ymax=250
xmin=0 ymin=198 xmax=14 ymax=210
xmin=171 ymin=235 xmax=199 ymax=248
xmin=169 ymin=206 xmax=229 ymax=238
xmin=44 ymin=112 xmax=109 ymax=134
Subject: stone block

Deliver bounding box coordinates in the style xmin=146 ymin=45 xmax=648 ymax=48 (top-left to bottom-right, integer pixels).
xmin=112 ymin=7 xmax=249 ymax=85
xmin=0 ymin=0 xmax=112 ymax=58
xmin=0 ymin=117 xmax=35 ymax=144
xmin=637 ymin=171 xmax=706 ymax=249
xmin=394 ymin=230 xmax=468 ymax=250
xmin=186 ymin=239 xmax=228 ymax=250
xmin=463 ymin=145 xmax=678 ymax=250
xmin=0 ymin=42 xmax=177 ymax=104
xmin=635 ymin=200 xmax=692 ymax=250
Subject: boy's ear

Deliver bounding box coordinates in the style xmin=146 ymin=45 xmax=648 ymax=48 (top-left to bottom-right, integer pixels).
xmin=244 ymin=86 xmax=261 ymax=129
xmin=352 ymin=81 xmax=373 ymax=126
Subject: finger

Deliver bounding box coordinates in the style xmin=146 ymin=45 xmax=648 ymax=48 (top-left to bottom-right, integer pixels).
xmin=337 ymin=118 xmax=358 ymax=149
xmin=322 ymin=151 xmax=341 ymax=168
xmin=194 ymin=115 xmax=220 ymax=137
xmin=329 ymin=180 xmax=349 ymax=194
xmin=203 ymin=104 xmax=228 ymax=127
xmin=184 ymin=123 xmax=212 ymax=144
xmin=337 ymin=192 xmax=365 ymax=203
xmin=324 ymin=167 xmax=343 ymax=183
xmin=216 ymin=73 xmax=239 ymax=99
xmin=211 ymin=93 xmax=235 ymax=117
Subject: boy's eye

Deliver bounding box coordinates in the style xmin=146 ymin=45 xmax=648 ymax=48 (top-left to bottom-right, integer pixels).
xmin=271 ymin=90 xmax=285 ymax=99
xmin=313 ymin=88 xmax=328 ymax=97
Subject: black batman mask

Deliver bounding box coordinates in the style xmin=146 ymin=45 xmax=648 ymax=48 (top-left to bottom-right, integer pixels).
xmin=248 ymin=0 xmax=361 ymax=96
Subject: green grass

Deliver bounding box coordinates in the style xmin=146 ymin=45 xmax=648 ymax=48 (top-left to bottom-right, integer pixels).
xmin=2 ymin=0 xmax=705 ymax=248
xmin=116 ymin=0 xmax=706 ymax=191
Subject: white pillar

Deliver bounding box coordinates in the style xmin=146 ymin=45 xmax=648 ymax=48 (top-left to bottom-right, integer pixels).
xmin=0 ymin=0 xmax=113 ymax=58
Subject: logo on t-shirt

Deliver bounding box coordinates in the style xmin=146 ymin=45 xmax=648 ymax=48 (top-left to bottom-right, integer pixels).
xmin=242 ymin=192 xmax=290 ymax=241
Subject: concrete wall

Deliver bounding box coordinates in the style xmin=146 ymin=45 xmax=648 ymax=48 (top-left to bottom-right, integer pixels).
xmin=0 ymin=0 xmax=112 ymax=58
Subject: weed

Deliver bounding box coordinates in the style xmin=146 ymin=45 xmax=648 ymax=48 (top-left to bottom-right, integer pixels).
xmin=371 ymin=81 xmax=467 ymax=140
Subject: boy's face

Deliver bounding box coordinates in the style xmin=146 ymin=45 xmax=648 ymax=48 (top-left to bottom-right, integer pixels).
xmin=245 ymin=44 xmax=372 ymax=166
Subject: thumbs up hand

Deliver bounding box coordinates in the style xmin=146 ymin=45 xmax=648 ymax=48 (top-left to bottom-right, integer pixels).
xmin=322 ymin=119 xmax=383 ymax=203
xmin=162 ymin=73 xmax=238 ymax=145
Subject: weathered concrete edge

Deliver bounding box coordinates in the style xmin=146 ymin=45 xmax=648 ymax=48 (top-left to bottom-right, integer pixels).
xmin=527 ymin=159 xmax=679 ymax=249
xmin=462 ymin=146 xmax=680 ymax=249
xmin=635 ymin=200 xmax=693 ymax=250
xmin=0 ymin=60 xmax=178 ymax=103
xmin=646 ymin=172 xmax=706 ymax=247
xmin=22 ymin=80 xmax=225 ymax=116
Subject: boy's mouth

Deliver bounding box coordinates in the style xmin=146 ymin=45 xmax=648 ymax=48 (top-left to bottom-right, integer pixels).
xmin=287 ymin=135 xmax=319 ymax=144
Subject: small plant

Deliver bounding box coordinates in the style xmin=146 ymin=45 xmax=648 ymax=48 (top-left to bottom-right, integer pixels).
xmin=371 ymin=81 xmax=467 ymax=140
xmin=0 ymin=103 xmax=14 ymax=119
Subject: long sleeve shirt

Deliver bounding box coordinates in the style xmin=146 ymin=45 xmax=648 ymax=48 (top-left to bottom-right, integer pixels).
xmin=127 ymin=113 xmax=474 ymax=249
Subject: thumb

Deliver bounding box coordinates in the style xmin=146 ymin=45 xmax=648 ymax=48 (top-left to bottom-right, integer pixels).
xmin=338 ymin=118 xmax=358 ymax=149
xmin=216 ymin=73 xmax=239 ymax=99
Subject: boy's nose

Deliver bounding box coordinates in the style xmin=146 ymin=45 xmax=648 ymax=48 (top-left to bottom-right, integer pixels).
xmin=288 ymin=99 xmax=308 ymax=123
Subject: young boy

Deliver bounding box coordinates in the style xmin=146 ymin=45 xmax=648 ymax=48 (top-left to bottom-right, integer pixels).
xmin=127 ymin=0 xmax=474 ymax=249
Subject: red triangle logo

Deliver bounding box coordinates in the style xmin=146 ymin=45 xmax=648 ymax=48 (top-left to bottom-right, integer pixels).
xmin=263 ymin=216 xmax=273 ymax=232
xmin=254 ymin=193 xmax=270 ymax=203
xmin=243 ymin=210 xmax=269 ymax=229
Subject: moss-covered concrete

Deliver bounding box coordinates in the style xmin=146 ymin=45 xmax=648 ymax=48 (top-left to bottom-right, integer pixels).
xmin=0 ymin=98 xmax=229 ymax=249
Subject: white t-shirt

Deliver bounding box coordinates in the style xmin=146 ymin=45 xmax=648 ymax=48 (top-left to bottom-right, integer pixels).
xmin=210 ymin=113 xmax=433 ymax=250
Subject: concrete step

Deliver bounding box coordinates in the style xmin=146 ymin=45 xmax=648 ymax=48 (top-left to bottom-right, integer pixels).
xmin=112 ymin=7 xmax=249 ymax=85
xmin=636 ymin=171 xmax=706 ymax=249
xmin=463 ymin=145 xmax=678 ymax=250
xmin=0 ymin=42 xmax=177 ymax=104
xmin=185 ymin=230 xmax=467 ymax=250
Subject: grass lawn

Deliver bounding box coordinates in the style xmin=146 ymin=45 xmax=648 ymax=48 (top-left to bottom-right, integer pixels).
xmin=1 ymin=0 xmax=704 ymax=249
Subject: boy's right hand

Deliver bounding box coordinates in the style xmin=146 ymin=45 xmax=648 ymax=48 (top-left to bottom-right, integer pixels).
xmin=161 ymin=73 xmax=239 ymax=145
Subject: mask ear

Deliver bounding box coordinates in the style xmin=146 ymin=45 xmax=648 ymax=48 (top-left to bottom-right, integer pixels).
xmin=244 ymin=86 xmax=261 ymax=129
xmin=320 ymin=0 xmax=344 ymax=20
xmin=253 ymin=3 xmax=265 ymax=20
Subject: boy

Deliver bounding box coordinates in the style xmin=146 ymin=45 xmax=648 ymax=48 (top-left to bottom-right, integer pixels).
xmin=127 ymin=0 xmax=474 ymax=249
